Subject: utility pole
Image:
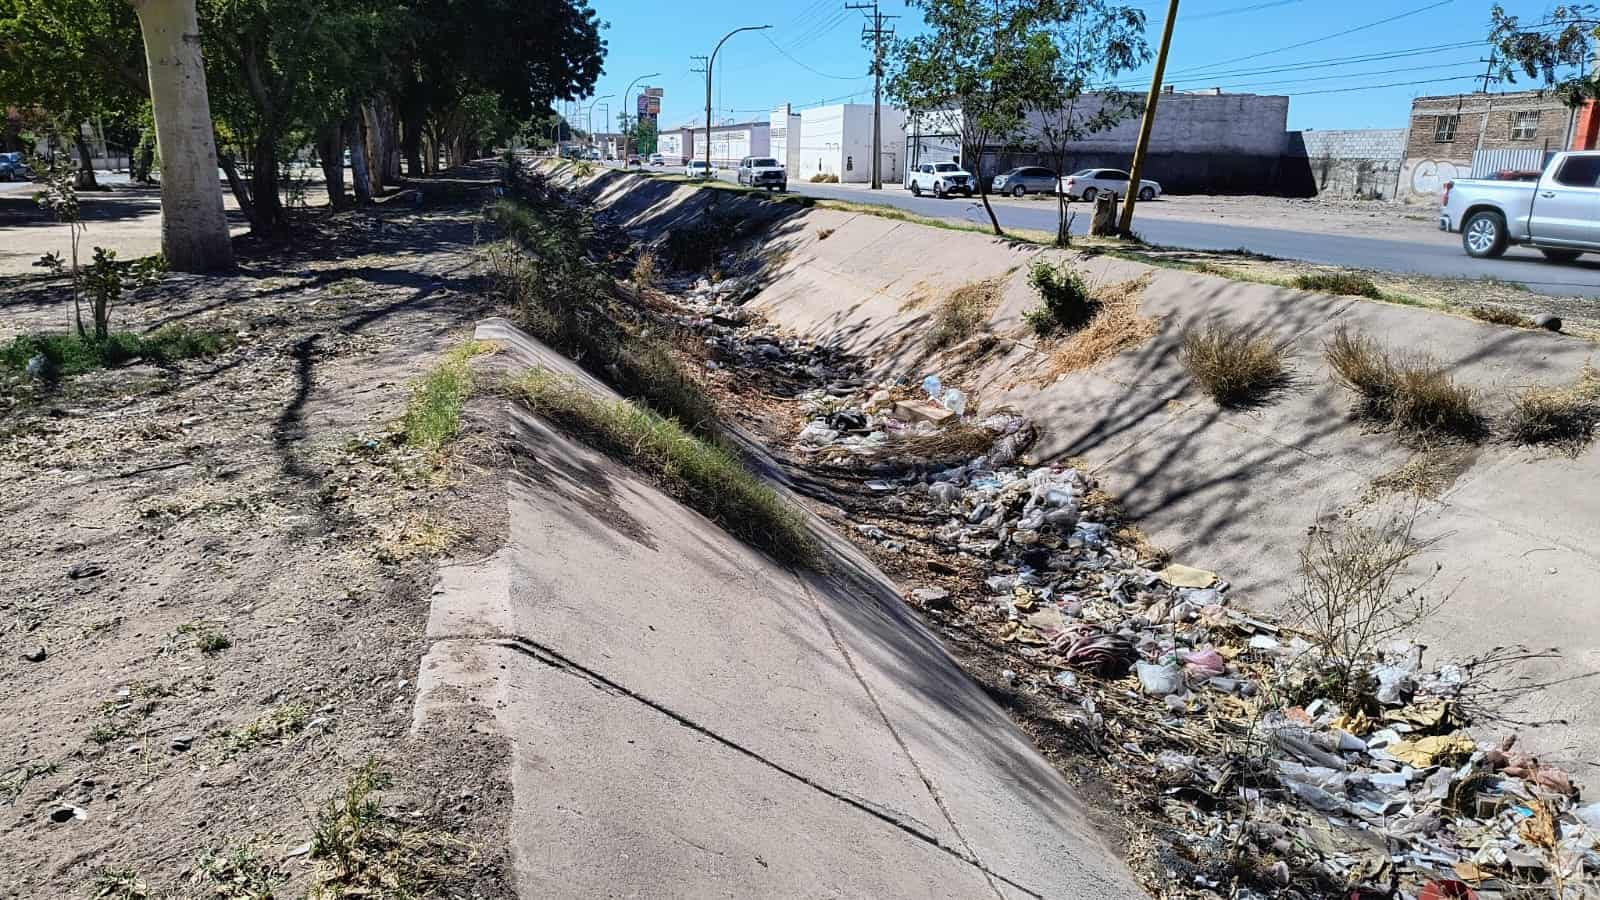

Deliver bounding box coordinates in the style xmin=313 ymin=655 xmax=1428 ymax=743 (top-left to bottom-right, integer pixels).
xmin=601 ymin=102 xmax=610 ymax=157
xmin=1117 ymin=0 xmax=1179 ymax=236
xmin=847 ymin=0 xmax=898 ymax=189
xmin=702 ymin=26 xmax=770 ymax=177
xmin=1478 ymin=50 xmax=1499 ymax=93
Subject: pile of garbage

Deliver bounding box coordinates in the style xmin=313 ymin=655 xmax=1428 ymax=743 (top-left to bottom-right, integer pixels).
xmin=633 ymin=243 xmax=1595 ymax=899
xmin=843 ymin=440 xmax=1595 ymax=897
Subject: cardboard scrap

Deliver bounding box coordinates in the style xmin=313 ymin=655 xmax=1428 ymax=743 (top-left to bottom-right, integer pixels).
xmin=1386 ymin=734 xmax=1475 ymax=768
xmin=1158 ymin=563 xmax=1216 ymax=589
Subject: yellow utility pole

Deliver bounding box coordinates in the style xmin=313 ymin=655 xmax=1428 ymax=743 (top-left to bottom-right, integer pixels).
xmin=1117 ymin=0 xmax=1179 ymax=236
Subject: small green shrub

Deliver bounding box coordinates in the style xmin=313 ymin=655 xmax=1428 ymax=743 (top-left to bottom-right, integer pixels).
xmin=1025 ymin=260 xmax=1098 ymax=336
xmin=1326 ymin=325 xmax=1482 ymax=439
xmin=1181 ymin=322 xmax=1288 ymax=406
xmin=1293 ymin=271 xmax=1381 ymax=299
xmin=512 ymin=369 xmax=818 ymax=565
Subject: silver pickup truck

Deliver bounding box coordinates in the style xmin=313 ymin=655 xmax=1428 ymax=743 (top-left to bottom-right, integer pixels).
xmin=1440 ymin=150 xmax=1600 ymax=262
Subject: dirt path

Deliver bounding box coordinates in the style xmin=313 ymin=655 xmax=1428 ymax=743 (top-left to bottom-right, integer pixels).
xmin=0 ymin=171 xmax=515 ymax=898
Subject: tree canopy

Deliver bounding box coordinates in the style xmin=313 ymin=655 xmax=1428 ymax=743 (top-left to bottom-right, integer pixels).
xmin=1489 ymin=4 xmax=1600 ymax=104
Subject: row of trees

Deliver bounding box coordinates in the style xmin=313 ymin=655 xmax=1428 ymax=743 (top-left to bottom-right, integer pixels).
xmin=0 ymin=0 xmax=606 ymax=271
xmin=886 ymin=0 xmax=1149 ymax=244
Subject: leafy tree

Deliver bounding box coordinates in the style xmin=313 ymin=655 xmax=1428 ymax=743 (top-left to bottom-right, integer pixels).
xmin=887 ymin=0 xmax=1059 ymax=235
xmin=1030 ymin=0 xmax=1148 ymax=246
xmin=1489 ymin=4 xmax=1600 ymax=104
xmin=0 ymin=0 xmax=147 ymax=188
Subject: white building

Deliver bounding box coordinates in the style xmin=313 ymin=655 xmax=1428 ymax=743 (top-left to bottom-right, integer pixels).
xmin=686 ymin=120 xmax=771 ymax=167
xmin=796 ymin=103 xmax=907 ymax=183
xmin=658 ymin=128 xmax=690 ymax=163
xmin=770 ymin=104 xmax=802 ymax=175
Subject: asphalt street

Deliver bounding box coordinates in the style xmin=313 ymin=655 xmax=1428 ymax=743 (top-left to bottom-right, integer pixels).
xmin=778 ymin=178 xmax=1600 ymax=298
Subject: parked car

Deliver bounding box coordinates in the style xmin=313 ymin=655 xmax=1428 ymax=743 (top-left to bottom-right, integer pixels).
xmin=1440 ymin=150 xmax=1600 ymax=262
xmin=908 ymin=161 xmax=974 ymax=198
xmin=627 ymin=156 xmax=641 ymax=166
xmin=991 ymin=166 xmax=1057 ymax=197
xmin=0 ymin=152 xmax=32 ymax=182
xmin=1059 ymin=168 xmax=1161 ymax=202
xmin=736 ymin=156 xmax=787 ymax=191
xmin=685 ymin=159 xmax=713 ymax=179
xmin=649 ymin=153 xmax=665 ymax=167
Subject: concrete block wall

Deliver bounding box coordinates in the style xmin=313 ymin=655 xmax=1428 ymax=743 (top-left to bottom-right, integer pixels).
xmin=1280 ymin=129 xmax=1406 ymax=199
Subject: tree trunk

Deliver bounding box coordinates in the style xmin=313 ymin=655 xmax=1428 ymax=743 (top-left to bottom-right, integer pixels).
xmin=249 ymin=135 xmax=282 ymax=232
xmin=74 ymin=133 xmax=102 ymax=190
xmin=375 ymin=97 xmax=400 ymax=185
xmin=977 ymin=184 xmax=1003 ymax=236
xmin=347 ymin=106 xmax=373 ymax=205
xmin=217 ymin=148 xmax=261 ymax=233
xmin=1055 ymin=193 xmax=1071 ymax=248
xmin=402 ymin=117 xmax=423 ymax=176
xmin=317 ymin=126 xmax=347 ymax=210
xmin=130 ymin=0 xmax=233 ymax=272
xmin=361 ymin=103 xmax=382 ymax=197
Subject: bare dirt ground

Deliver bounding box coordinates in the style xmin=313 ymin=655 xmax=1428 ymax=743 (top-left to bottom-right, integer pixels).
xmin=0 ymin=171 xmax=516 ymax=898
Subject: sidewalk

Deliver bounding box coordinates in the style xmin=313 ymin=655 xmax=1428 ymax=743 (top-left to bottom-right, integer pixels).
xmin=413 ymin=319 xmax=1143 ymax=900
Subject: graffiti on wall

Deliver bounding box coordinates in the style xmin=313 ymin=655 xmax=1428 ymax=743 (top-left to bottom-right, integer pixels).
xmin=1406 ymin=158 xmax=1469 ymax=198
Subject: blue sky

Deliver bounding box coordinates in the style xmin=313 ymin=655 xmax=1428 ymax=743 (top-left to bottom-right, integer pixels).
xmin=572 ymin=0 xmax=1576 ymax=134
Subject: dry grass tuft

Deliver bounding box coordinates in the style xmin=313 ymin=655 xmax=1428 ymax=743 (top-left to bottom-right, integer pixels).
xmin=631 ymin=249 xmax=662 ymax=287
xmin=1038 ymin=275 xmax=1159 ymax=380
xmin=1467 ymin=304 xmax=1534 ymax=328
xmin=1180 ymin=321 xmax=1289 ymax=406
xmin=1505 ymin=367 xmax=1600 ymax=451
xmin=1293 ymin=271 xmax=1382 ymax=299
xmin=884 ymin=424 xmax=996 ymax=463
xmin=816 ymin=227 xmax=835 ymax=240
xmin=1325 ymin=325 xmax=1483 ymax=440
xmin=1368 ymin=445 xmax=1476 ymax=499
xmin=926 ymin=279 xmax=1002 ymax=350
xmin=378 ymin=513 xmax=464 ymax=562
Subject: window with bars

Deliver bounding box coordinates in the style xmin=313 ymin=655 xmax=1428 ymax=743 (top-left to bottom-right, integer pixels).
xmin=1510 ymin=110 xmax=1540 ymax=140
xmin=1434 ymin=115 xmax=1458 ymax=142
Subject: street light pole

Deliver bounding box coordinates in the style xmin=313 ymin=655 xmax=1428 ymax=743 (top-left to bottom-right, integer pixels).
xmin=1117 ymin=0 xmax=1179 ymax=236
xmin=584 ymin=93 xmax=613 ymax=155
xmin=622 ymin=72 xmax=661 ymax=164
xmin=705 ymin=25 xmax=770 ymax=176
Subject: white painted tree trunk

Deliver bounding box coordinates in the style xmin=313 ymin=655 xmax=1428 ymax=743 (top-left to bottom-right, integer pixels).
xmin=131 ymin=0 xmax=234 ymax=272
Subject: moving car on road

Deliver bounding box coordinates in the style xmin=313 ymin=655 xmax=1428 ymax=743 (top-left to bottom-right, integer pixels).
xmin=685 ymin=160 xmax=713 ymax=179
xmin=908 ymin=161 xmax=974 ymax=198
xmin=649 ymin=153 xmax=665 ymax=166
xmin=992 ymin=166 xmax=1057 ymax=197
xmin=0 ymin=152 xmax=31 ymax=182
xmin=1441 ymin=151 xmax=1600 ymax=262
xmin=736 ymin=156 xmax=787 ymax=191
xmin=1059 ymin=168 xmax=1161 ymax=202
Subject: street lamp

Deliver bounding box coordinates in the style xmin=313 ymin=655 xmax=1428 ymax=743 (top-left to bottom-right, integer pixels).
xmin=705 ymin=25 xmax=770 ymax=176
xmin=584 ymin=93 xmax=613 ymax=154
xmin=622 ymin=72 xmax=661 ymax=165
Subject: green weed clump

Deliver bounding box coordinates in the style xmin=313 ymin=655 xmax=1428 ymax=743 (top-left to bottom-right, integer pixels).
xmin=1326 ymin=325 xmax=1483 ymax=439
xmin=1 ymin=326 xmax=230 ymax=377
xmin=1293 ymin=271 xmax=1382 ymax=299
xmin=401 ymin=340 xmax=495 ymax=450
xmin=512 ymin=369 xmax=818 ymax=566
xmin=1024 ymin=260 xmax=1098 ymax=336
xmin=308 ymin=760 xmax=473 ymax=899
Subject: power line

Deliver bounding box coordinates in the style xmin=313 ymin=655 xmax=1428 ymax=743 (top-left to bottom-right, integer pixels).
xmin=1163 ymin=0 xmax=1458 ymax=78
xmin=1197 ymin=61 xmax=1485 ymax=93
xmin=759 ymin=31 xmax=869 ymax=80
xmin=1279 ymin=73 xmax=1481 ymax=97
xmin=1183 ymin=0 xmax=1306 ymax=21
xmin=1160 ymin=40 xmax=1486 ymax=81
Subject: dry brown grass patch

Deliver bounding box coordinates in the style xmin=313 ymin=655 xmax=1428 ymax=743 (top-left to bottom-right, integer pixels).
xmin=1036 ymin=274 xmax=1158 ymax=381
xmin=884 ymin=424 xmax=996 ymax=463
xmin=1180 ymin=321 xmax=1289 ymax=406
xmin=1505 ymin=367 xmax=1600 ymax=452
xmin=631 ymin=249 xmax=662 ymax=287
xmin=1467 ymin=304 xmax=1534 ymax=328
xmin=926 ymin=278 xmax=1003 ymax=350
xmin=1326 ymin=325 xmax=1484 ymax=440
xmin=1367 ymin=445 xmax=1477 ymax=500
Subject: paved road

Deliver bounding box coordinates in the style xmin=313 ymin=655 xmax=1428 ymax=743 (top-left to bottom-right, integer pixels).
xmin=778 ymin=179 xmax=1600 ymax=298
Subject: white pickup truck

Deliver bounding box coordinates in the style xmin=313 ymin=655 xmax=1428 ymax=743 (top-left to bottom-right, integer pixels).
xmin=1440 ymin=150 xmax=1600 ymax=262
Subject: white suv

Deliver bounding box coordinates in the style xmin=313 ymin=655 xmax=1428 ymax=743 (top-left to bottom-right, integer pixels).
xmin=736 ymin=156 xmax=788 ymax=191
xmin=685 ymin=160 xmax=713 ymax=179
xmin=908 ymin=161 xmax=975 ymax=198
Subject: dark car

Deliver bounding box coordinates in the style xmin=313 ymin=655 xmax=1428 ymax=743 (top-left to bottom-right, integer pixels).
xmin=991 ymin=166 xmax=1057 ymax=197
xmin=0 ymin=152 xmax=33 ymax=182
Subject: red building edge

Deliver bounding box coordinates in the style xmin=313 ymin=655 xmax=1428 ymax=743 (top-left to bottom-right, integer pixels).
xmin=1572 ymin=99 xmax=1600 ymax=150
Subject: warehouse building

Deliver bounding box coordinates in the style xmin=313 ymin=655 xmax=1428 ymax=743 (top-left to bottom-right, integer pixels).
xmin=675 ymin=120 xmax=770 ymax=167
xmin=792 ymin=103 xmax=908 ymax=183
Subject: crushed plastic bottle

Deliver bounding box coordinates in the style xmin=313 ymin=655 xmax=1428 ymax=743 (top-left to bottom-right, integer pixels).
xmin=921 ymin=374 xmax=942 ymax=399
